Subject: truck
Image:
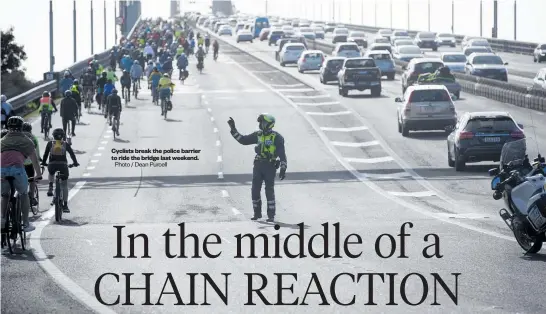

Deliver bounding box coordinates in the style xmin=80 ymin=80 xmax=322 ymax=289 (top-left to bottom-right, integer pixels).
xmin=337 ymin=58 xmax=382 ymax=97
xmin=212 ymin=0 xmax=233 ymax=17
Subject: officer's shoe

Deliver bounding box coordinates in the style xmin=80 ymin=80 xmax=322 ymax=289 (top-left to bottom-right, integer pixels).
xmin=266 ymin=217 xmax=274 ymax=222
xmin=62 ymin=202 xmax=70 ymax=213
xmin=251 ymin=214 xmax=262 ymax=221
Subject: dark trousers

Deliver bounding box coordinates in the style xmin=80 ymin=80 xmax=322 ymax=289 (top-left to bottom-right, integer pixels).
xmin=62 ymin=117 xmax=76 ymax=136
xmin=251 ymin=160 xmax=277 ymax=218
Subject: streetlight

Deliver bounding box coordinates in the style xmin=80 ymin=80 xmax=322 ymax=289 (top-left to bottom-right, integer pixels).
xmin=407 ymin=0 xmax=410 ymax=30
xmin=480 ymin=0 xmax=483 ymax=36
xmin=427 ymin=0 xmax=431 ymax=31
xmin=513 ymin=0 xmax=517 ymax=40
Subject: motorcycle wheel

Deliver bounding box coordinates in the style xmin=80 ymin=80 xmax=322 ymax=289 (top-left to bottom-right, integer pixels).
xmin=512 ymin=216 xmax=543 ymax=254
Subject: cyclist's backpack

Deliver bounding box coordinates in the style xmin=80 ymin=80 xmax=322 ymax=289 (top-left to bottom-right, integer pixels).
xmin=50 ymin=140 xmax=66 ymax=158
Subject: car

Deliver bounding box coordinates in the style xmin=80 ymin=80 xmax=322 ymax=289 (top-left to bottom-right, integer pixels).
xmin=401 ymin=58 xmax=444 ymax=93
xmin=533 ymin=43 xmax=546 ymax=63
xmin=447 ymin=112 xmax=525 ymax=171
xmin=324 ymin=22 xmax=337 ymax=33
xmin=282 ymin=25 xmax=294 ymax=32
xmin=297 ymin=50 xmax=325 ymax=73
xmin=332 ymin=28 xmax=349 ymax=44
xmin=364 ymin=50 xmax=396 ymax=80
xmin=461 ymin=36 xmax=482 ymax=48
xmin=463 ymin=46 xmax=493 ymax=57
xmin=313 ymin=26 xmax=325 ymax=39
xmin=298 ymin=27 xmax=316 ymax=40
xmin=347 ymin=31 xmax=368 ymax=48
xmin=368 ymin=43 xmax=392 ymax=54
xmin=390 ymin=30 xmax=411 ymax=44
xmin=532 ymin=68 xmax=546 ymax=91
xmin=235 ymin=23 xmax=245 ymax=33
xmin=392 ymin=45 xmax=424 ymax=62
xmin=268 ymin=30 xmax=284 ymax=46
xmin=466 ymin=39 xmax=491 ymax=49
xmin=440 ymin=52 xmax=467 ymax=73
xmin=259 ymin=28 xmax=271 ymax=40
xmin=291 ymin=20 xmax=299 ymax=27
xmin=414 ymin=32 xmax=438 ymax=51
xmin=465 ymin=53 xmax=508 ymax=82
xmin=377 ymin=29 xmax=393 ymax=41
xmin=319 ymin=57 xmax=346 ymax=84
xmin=393 ymin=39 xmax=415 ymax=49
xmin=311 ymin=22 xmax=325 ymax=30
xmin=373 ymin=36 xmax=391 ymax=44
xmin=396 ymin=85 xmax=457 ymax=137
xmin=299 ymin=22 xmax=310 ymax=28
xmin=337 ymin=58 xmax=382 ymax=97
xmin=279 ymin=43 xmax=306 ymax=66
xmin=236 ymin=30 xmax=254 ymax=43
xmin=218 ymin=25 xmax=232 ymax=36
xmin=331 ymin=42 xmax=361 ymax=58
xmin=435 ymin=33 xmax=457 ymax=47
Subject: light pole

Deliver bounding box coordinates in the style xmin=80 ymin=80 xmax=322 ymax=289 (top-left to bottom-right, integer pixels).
xmin=451 ymin=0 xmax=455 ymax=34
xmin=493 ymin=0 xmax=498 ymax=38
xmin=73 ymin=0 xmax=77 ymax=62
xmin=480 ymin=0 xmax=483 ymax=36
xmin=427 ymin=0 xmax=431 ymax=31
xmin=513 ymin=0 xmax=517 ymax=40
xmin=49 ymin=0 xmax=54 ymax=72
xmin=374 ymin=0 xmax=377 ymax=27
xmin=103 ymin=0 xmax=107 ymax=49
xmin=390 ymin=0 xmax=393 ymax=29
xmin=91 ymin=0 xmax=94 ymax=55
xmin=407 ymin=0 xmax=410 ymax=30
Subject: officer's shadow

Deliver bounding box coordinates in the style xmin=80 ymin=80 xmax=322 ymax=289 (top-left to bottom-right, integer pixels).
xmin=256 ymin=220 xmax=310 ymax=231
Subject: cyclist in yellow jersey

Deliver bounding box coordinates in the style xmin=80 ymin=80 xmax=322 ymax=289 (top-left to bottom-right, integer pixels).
xmin=197 ymin=37 xmax=204 ymax=46
xmin=158 ymin=73 xmax=174 ymax=116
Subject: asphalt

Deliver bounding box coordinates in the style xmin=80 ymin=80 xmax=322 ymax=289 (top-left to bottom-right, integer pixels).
xmin=1 ymin=31 xmax=545 ymax=313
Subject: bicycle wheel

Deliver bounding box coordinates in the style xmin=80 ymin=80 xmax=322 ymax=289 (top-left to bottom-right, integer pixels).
xmin=16 ymin=197 xmax=26 ymax=251
xmin=134 ymin=85 xmax=138 ymax=99
xmin=4 ymin=198 xmax=13 ymax=254
xmin=43 ymin=116 xmax=49 ymax=140
xmin=54 ymin=177 xmax=62 ymax=222
xmin=31 ymin=184 xmax=39 ymax=215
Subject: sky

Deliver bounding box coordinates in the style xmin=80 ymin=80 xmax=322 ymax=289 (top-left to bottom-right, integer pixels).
xmin=1 ymin=0 xmax=544 ymax=82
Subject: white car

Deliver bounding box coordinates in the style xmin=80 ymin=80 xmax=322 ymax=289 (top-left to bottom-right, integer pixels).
xmin=297 ymin=50 xmax=325 ymax=72
xmin=436 ymin=33 xmax=457 ymax=47
xmin=236 ymin=30 xmax=254 ymax=43
xmin=280 ymin=43 xmax=306 ymax=66
xmin=332 ymin=43 xmax=361 ymax=58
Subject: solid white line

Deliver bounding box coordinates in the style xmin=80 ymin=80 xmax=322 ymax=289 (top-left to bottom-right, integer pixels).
xmin=435 ymin=213 xmax=491 ymax=219
xmin=216 ymin=140 xmax=221 ymax=146
xmin=97 ymin=147 xmax=105 ymax=150
xmin=387 ymin=191 xmax=436 ymax=197
xmin=93 ymin=153 xmax=102 ymax=157
xmin=201 ymin=94 xmax=206 ymax=98
xmin=275 ymin=88 xmax=315 ymax=92
xmin=252 ymin=70 xmax=279 ymax=73
xmin=103 ymin=135 xmax=110 ymax=138
xmin=345 ymin=156 xmax=394 ymax=163
xmin=106 ymin=130 xmax=112 ymax=133
xmin=31 ymin=182 xmax=117 ymax=314
xmin=210 ymin=117 xmax=215 ymax=122
xmin=231 ymin=207 xmax=242 ymax=215
xmin=221 ymin=190 xmax=229 ymax=197
xmin=358 ymin=172 xmax=411 ymax=179
xmin=217 ymin=156 xmax=223 ymax=162
xmin=238 ymin=61 xmax=262 ymax=65
xmin=306 ymin=111 xmax=352 ymax=116
xmin=332 ymin=140 xmax=380 ymax=147
xmin=294 ymin=101 xmax=340 ymax=106
xmin=270 ymin=83 xmax=304 ymax=87
xmin=82 ymin=173 xmax=91 ymax=177
xmin=218 ymin=172 xmax=224 ymax=179
xmin=213 ymin=128 xmax=218 ymax=133
xmin=100 ymin=141 xmax=108 ymax=144
xmin=285 ymin=94 xmax=329 ymax=99
xmin=321 ymin=126 xmax=369 ymax=132
xmin=537 ymin=112 xmax=545 ymax=116
xmin=86 ymin=166 xmax=96 ymax=170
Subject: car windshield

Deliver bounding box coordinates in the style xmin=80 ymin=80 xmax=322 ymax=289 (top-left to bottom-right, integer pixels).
xmin=394 ymin=31 xmax=409 ymax=36
xmin=375 ymin=37 xmax=390 ymax=43
xmin=368 ymin=53 xmax=392 ymax=60
xmin=350 ymin=32 xmax=366 ymax=37
xmin=465 ymin=116 xmax=517 ymax=133
xmin=438 ymin=33 xmax=452 ymax=38
xmin=286 ymin=45 xmax=304 ymax=51
xmin=345 ymin=59 xmax=376 ymax=68
xmin=410 ymin=89 xmax=451 ymax=102
xmin=414 ymin=62 xmax=443 ymax=73
xmin=465 ymin=48 xmax=491 ymax=56
xmin=300 ymin=28 xmax=313 ymax=33
xmin=339 ymin=44 xmax=359 ymax=52
xmin=471 ymin=40 xmax=490 ymax=46
xmin=372 ymin=45 xmax=390 ymax=50
xmin=304 ymin=53 xmax=322 ymax=59
xmin=379 ymin=30 xmax=391 ymax=35
xmin=442 ymin=54 xmax=466 ymax=62
xmin=327 ymin=59 xmax=344 ymax=68
xmin=540 ymin=44 xmax=546 ymax=49
xmin=473 ymin=55 xmax=504 ymax=65
xmin=419 ymin=32 xmax=436 ymax=38
xmin=314 ymin=27 xmax=323 ymax=32
xmin=399 ymin=46 xmax=421 ymax=54
xmin=335 ymin=29 xmax=349 ymax=34
xmin=395 ymin=40 xmax=414 ymax=46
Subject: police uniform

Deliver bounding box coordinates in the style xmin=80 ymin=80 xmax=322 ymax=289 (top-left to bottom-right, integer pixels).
xmin=229 ymin=115 xmax=287 ymax=221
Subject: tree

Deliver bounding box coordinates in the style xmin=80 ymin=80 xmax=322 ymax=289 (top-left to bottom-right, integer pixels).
xmin=1 ymin=27 xmax=27 ymax=74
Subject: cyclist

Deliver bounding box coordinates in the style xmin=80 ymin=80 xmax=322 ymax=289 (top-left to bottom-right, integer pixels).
xmin=1 ymin=116 xmax=42 ymax=232
xmin=162 ymin=57 xmax=173 ymax=77
xmin=197 ymin=34 xmax=204 ymax=47
xmin=70 ymin=80 xmax=83 ymax=118
xmin=158 ymin=73 xmax=174 ymax=116
xmin=120 ymin=70 xmax=132 ymax=101
xmin=106 ymin=67 xmax=118 ymax=85
xmin=121 ymin=54 xmax=133 ymax=72
xmin=204 ymin=34 xmax=210 ymax=54
xmin=177 ymin=53 xmax=188 ymax=80
xmin=106 ymin=89 xmax=122 ymax=135
xmin=145 ymin=61 xmax=155 ymax=79
xmin=196 ymin=45 xmax=205 ymax=69
xmin=130 ymin=60 xmax=143 ymax=89
xmin=103 ymin=79 xmax=115 ymax=118
xmin=95 ymin=72 xmax=108 ymax=109
xmin=38 ymin=91 xmax=58 ymax=133
xmin=41 ymin=128 xmax=79 ymax=213
xmin=22 ymin=122 xmax=40 ymax=207
xmin=1 ymin=94 xmax=14 ymax=129
xmin=80 ymin=67 xmax=96 ymax=108
xmin=59 ymin=72 xmax=74 ymax=97
xmin=212 ymin=40 xmax=219 ymax=60
xmin=148 ymin=67 xmax=162 ymax=103
xmin=60 ymin=90 xmax=78 ymax=138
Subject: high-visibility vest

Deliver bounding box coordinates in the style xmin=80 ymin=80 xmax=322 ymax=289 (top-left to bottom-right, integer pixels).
xmin=40 ymin=97 xmax=53 ymax=111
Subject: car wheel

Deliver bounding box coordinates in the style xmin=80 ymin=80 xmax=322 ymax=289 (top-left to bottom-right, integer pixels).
xmin=338 ymin=86 xmax=342 ymax=95
xmin=454 ymin=149 xmax=465 ymax=171
xmin=533 ymin=56 xmax=537 ymax=63
xmin=397 ymin=118 xmax=402 ymax=133
xmin=432 ymin=47 xmax=438 ymax=52
xmin=280 ymin=62 xmax=285 ymax=67
xmin=371 ymin=86 xmax=381 ymax=97
xmin=298 ymin=68 xmax=303 ymax=73
xmin=341 ymin=88 xmax=349 ymax=97
xmin=388 ymin=73 xmax=395 ymax=80
xmin=319 ymin=76 xmax=324 ymax=84
xmin=268 ymin=42 xmax=271 ymax=46
xmin=401 ymin=122 xmax=409 ymax=137
xmin=455 ymin=91 xmax=460 ymax=99
xmin=237 ymin=40 xmax=240 ymax=43
xmin=250 ymin=40 xmax=253 ymax=43
xmin=447 ymin=145 xmax=455 ymax=167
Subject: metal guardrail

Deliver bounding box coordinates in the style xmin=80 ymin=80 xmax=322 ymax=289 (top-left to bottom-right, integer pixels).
xmin=7 ymin=15 xmax=142 ymax=116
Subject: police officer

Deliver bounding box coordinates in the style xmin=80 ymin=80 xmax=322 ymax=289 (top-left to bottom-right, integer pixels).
xmin=227 ymin=114 xmax=287 ymax=222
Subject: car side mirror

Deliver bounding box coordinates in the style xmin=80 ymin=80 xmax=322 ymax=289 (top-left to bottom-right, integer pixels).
xmin=504 ymin=62 xmax=509 ymax=65
xmin=402 ymin=65 xmax=407 ymax=70
xmin=538 ymin=78 xmax=544 ymax=81
xmin=466 ymin=62 xmax=471 ymax=65
xmin=395 ymin=97 xmax=402 ymax=102
xmin=488 ymin=168 xmax=500 ymax=177
xmin=518 ymin=123 xmax=524 ymax=129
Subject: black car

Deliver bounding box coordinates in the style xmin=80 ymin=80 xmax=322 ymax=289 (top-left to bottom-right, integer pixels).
xmin=414 ymin=32 xmax=438 ymax=51
xmin=319 ymin=57 xmax=345 ymax=84
xmin=447 ymin=112 xmax=525 ymax=171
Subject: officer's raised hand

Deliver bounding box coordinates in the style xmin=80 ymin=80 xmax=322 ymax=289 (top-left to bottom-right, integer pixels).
xmin=227 ymin=117 xmax=236 ymax=130
xmin=279 ymin=167 xmax=286 ymax=180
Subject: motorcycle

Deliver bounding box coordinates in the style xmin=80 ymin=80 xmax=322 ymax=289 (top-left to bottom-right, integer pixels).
xmin=489 ymin=138 xmax=546 ymax=254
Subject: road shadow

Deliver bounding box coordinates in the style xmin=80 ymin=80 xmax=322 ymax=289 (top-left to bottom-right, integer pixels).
xmin=73 ymin=150 xmax=87 ymax=155
xmin=346 ymin=93 xmax=389 ymax=99
xmin=166 ymin=118 xmax=182 ymax=122
xmin=125 ymin=105 xmax=137 ymax=109
xmin=1 ymin=250 xmax=55 ymax=261
xmin=58 ymin=219 xmax=89 ymax=227
xmin=520 ymin=253 xmax=546 ymax=263
xmin=406 ymin=131 xmax=449 ymax=141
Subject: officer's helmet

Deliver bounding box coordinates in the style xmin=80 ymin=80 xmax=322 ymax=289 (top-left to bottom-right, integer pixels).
xmin=257 ymin=114 xmax=275 ymax=132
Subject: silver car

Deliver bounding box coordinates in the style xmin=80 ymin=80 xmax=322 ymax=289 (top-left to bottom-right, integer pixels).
xmin=533 ymin=43 xmax=546 ymax=63
xmin=280 ymin=43 xmax=306 ymax=66
xmin=441 ymin=52 xmax=467 ymax=73
xmin=531 ymin=68 xmax=546 ymax=91
xmin=436 ymin=33 xmax=457 ymax=47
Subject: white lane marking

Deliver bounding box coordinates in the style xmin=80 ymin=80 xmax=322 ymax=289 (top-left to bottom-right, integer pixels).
xmin=275 ymin=88 xmax=315 ymax=92
xmin=221 ymin=190 xmax=229 ymax=197
xmin=321 ymin=126 xmax=368 ymax=132
xmin=86 ymin=166 xmax=96 ymax=170
xmin=270 ymin=83 xmax=304 ymax=87
xmin=90 ymin=160 xmax=99 ymax=163
xmin=285 ymin=94 xmax=329 ymax=99
xmin=345 ymin=156 xmax=395 ymax=163
xmin=213 ymin=127 xmax=218 ymax=133
xmin=218 ymin=172 xmax=224 ymax=179
xmin=201 ymin=94 xmax=206 ymax=98
xmin=106 ymin=130 xmax=112 ymax=133
xmin=97 ymin=147 xmax=105 ymax=150
xmin=306 ymin=111 xmax=352 ymax=116
xmin=252 ymin=70 xmax=279 ymax=73
xmin=216 ymin=140 xmax=221 ymax=146
xmin=387 ymin=190 xmax=437 ymax=197
xmin=435 ymin=213 xmax=491 ymax=219
xmin=358 ymin=172 xmax=412 ymax=179
xmin=228 ymin=58 xmax=517 ymax=242
xmin=207 ymin=108 xmax=212 ymax=112
xmin=231 ymin=207 xmax=242 ymax=215
xmin=332 ymin=140 xmax=380 ymax=147
xmin=238 ymin=61 xmax=262 ymax=65
xmin=93 ymin=153 xmax=102 ymax=157
xmin=294 ymin=101 xmax=340 ymax=106
xmin=217 ymin=156 xmax=223 ymax=162
xmin=82 ymin=173 xmax=91 ymax=177
xmin=100 ymin=141 xmax=108 ymax=144
xmin=210 ymin=117 xmax=215 ymax=122
xmin=103 ymin=135 xmax=110 ymax=138
xmin=141 ymin=89 xmax=267 ymax=94
xmin=537 ymin=112 xmax=545 ymax=116
xmin=31 ymin=181 xmax=117 ymax=314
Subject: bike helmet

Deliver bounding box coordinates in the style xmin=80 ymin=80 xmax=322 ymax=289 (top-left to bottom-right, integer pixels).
xmin=163 ymin=73 xmax=169 ymax=77
xmin=64 ymin=71 xmax=70 ymax=77
xmin=22 ymin=122 xmax=32 ymax=132
xmin=52 ymin=128 xmax=64 ymax=140
xmin=257 ymin=113 xmax=275 ymax=132
xmin=64 ymin=90 xmax=72 ymax=97
xmin=439 ymin=66 xmax=451 ymax=75
xmin=112 ymin=89 xmax=118 ymax=94
xmin=134 ymin=60 xmax=139 ymax=64
xmin=73 ymin=79 xmax=79 ymax=85
xmin=6 ymin=116 xmax=24 ymax=130
xmin=87 ymin=67 xmax=93 ymax=72
xmin=1 ymin=94 xmax=7 ymax=102
xmin=43 ymin=91 xmax=50 ymax=97
xmin=1 ymin=129 xmax=8 ymax=138
xmin=102 ymin=72 xmax=107 ymax=77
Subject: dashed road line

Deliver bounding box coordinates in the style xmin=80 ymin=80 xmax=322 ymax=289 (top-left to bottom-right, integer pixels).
xmin=221 ymin=190 xmax=229 ymax=197
xmin=285 ymin=94 xmax=329 ymax=99
xmin=321 ymin=126 xmax=369 ymax=132
xmin=387 ymin=191 xmax=436 ymax=197
xmin=216 ymin=140 xmax=221 ymax=146
xmin=217 ymin=156 xmax=223 ymax=162
xmin=218 ymin=172 xmax=224 ymax=179
xmin=90 ymin=159 xmax=99 ymax=163
xmin=100 ymin=141 xmax=108 ymax=144
xmin=275 ymin=88 xmax=315 ymax=92
xmin=93 ymin=153 xmax=102 ymax=157
xmin=231 ymin=207 xmax=242 ymax=215
xmin=306 ymin=111 xmax=352 ymax=116
xmin=332 ymin=140 xmax=380 ymax=147
xmin=86 ymin=166 xmax=96 ymax=170
xmin=294 ymin=101 xmax=340 ymax=106
xmin=214 ymin=127 xmax=218 ymax=133
xmin=207 ymin=108 xmax=212 ymax=112
xmin=345 ymin=156 xmax=395 ymax=163
xmin=82 ymin=173 xmax=91 ymax=177
xmin=97 ymin=147 xmax=105 ymax=150
xmin=270 ymin=83 xmax=304 ymax=88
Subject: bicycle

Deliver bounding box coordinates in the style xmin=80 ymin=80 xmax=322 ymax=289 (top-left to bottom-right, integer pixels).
xmin=123 ymin=86 xmax=130 ymax=105
xmin=111 ymin=112 xmax=120 ymax=139
xmin=44 ymin=163 xmax=75 ymax=223
xmin=160 ymin=91 xmax=172 ymax=120
xmin=75 ymin=103 xmax=82 ymax=124
xmin=1 ymin=170 xmax=42 ymax=254
xmin=152 ymin=86 xmax=159 ymax=106
xmin=42 ymin=112 xmax=53 ymax=140
xmin=132 ymin=79 xmax=139 ymax=99
xmin=30 ymin=168 xmax=41 ymax=215
xmin=85 ymin=87 xmax=94 ymax=114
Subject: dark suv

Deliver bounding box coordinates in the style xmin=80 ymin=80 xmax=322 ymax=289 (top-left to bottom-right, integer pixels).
xmin=447 ymin=112 xmax=525 ymax=171
xmin=319 ymin=57 xmax=345 ymax=84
